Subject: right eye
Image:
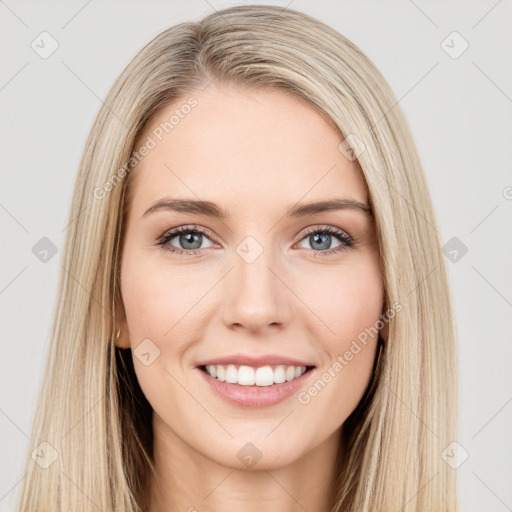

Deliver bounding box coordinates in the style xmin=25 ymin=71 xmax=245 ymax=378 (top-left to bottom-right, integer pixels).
xmin=157 ymin=225 xmax=217 ymax=256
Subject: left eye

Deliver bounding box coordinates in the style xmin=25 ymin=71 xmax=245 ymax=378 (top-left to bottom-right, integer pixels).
xmin=295 ymin=226 xmax=355 ymax=255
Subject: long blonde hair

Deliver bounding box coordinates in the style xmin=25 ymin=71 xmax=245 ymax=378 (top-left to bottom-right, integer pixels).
xmin=16 ymin=5 xmax=458 ymax=511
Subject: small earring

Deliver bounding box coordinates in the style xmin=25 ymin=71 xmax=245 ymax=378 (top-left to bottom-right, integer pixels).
xmin=375 ymin=334 xmax=385 ymax=369
xmin=115 ymin=326 xmax=121 ymax=340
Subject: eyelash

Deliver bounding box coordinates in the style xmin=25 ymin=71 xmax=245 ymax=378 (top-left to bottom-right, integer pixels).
xmin=156 ymin=224 xmax=356 ymax=257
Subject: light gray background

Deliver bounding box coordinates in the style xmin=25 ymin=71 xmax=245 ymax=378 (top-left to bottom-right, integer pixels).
xmin=1 ymin=1 xmax=511 ymax=510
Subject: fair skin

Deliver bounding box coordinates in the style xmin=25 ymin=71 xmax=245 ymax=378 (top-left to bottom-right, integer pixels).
xmin=116 ymin=83 xmax=387 ymax=512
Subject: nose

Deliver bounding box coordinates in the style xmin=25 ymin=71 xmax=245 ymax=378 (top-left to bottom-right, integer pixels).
xmin=220 ymin=248 xmax=291 ymax=333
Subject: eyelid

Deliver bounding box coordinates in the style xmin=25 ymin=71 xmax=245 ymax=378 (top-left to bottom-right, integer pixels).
xmin=160 ymin=224 xmax=217 ymax=241
xmin=159 ymin=224 xmax=352 ymax=244
xmin=295 ymin=224 xmax=354 ymax=242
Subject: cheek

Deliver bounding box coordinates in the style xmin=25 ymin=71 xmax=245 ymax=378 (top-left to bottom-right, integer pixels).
xmin=293 ymin=258 xmax=383 ymax=414
xmin=120 ymin=251 xmax=200 ymax=342
xmin=297 ymin=257 xmax=384 ymax=345
xmin=119 ymin=254 xmax=196 ymax=412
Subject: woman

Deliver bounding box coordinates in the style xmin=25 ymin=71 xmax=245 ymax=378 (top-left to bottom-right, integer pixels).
xmin=17 ymin=4 xmax=458 ymax=511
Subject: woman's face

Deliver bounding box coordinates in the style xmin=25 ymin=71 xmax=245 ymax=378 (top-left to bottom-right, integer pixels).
xmin=117 ymin=84 xmax=385 ymax=470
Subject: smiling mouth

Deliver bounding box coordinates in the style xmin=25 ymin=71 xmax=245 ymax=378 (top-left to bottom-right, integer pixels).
xmin=198 ymin=364 xmax=315 ymax=387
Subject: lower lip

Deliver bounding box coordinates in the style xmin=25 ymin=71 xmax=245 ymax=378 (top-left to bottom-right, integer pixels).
xmin=196 ymin=367 xmax=316 ymax=408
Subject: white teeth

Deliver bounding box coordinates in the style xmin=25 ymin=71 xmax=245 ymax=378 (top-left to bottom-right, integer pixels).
xmin=225 ymin=364 xmax=238 ymax=384
xmin=216 ymin=365 xmax=226 ymax=381
xmin=204 ymin=364 xmax=308 ymax=386
xmin=285 ymin=366 xmax=296 ymax=381
xmin=238 ymin=365 xmax=255 ymax=385
xmin=273 ymin=365 xmax=286 ymax=384
xmin=255 ymin=366 xmax=274 ymax=386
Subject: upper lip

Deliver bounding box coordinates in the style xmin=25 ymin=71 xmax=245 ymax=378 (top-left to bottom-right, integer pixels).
xmin=195 ymin=353 xmax=316 ymax=368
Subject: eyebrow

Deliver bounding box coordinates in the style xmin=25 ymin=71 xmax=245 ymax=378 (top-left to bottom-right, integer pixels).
xmin=142 ymin=197 xmax=373 ymax=219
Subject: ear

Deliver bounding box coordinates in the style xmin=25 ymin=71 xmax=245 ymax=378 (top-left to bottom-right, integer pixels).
xmin=114 ymin=291 xmax=131 ymax=349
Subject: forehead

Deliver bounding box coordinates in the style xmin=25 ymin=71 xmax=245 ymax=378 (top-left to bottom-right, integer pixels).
xmin=128 ymin=84 xmax=368 ymax=216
